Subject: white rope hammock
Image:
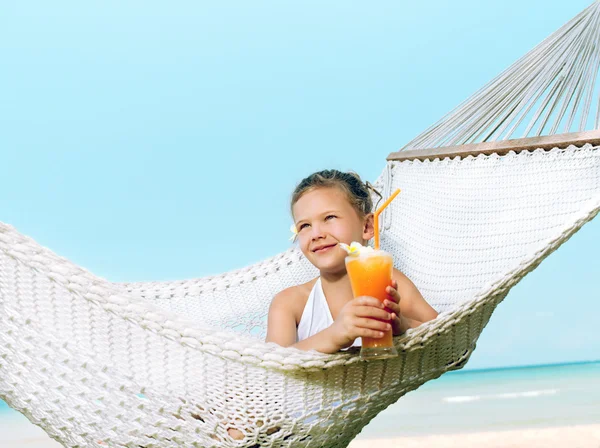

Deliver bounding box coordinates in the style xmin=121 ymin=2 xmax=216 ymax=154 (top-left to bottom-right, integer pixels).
xmin=403 ymin=0 xmax=600 ymax=150
xmin=1 ymin=3 xmax=600 ymax=448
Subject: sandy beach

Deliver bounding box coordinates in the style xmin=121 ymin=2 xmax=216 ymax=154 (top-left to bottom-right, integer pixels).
xmin=1 ymin=424 xmax=599 ymax=447
xmin=350 ymin=424 xmax=600 ymax=448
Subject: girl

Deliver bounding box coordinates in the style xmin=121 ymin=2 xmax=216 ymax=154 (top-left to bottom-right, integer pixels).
xmin=229 ymin=169 xmax=438 ymax=442
xmin=266 ymin=169 xmax=438 ymax=353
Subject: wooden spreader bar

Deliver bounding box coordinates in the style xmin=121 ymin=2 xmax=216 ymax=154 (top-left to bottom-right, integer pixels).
xmin=387 ymin=130 xmax=600 ymax=162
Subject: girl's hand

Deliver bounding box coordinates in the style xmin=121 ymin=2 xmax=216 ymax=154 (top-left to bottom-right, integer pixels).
xmin=329 ymin=296 xmax=393 ymax=349
xmin=384 ymin=280 xmax=405 ymax=336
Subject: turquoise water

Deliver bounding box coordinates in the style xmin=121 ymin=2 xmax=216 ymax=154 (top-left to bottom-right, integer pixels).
xmin=1 ymin=361 xmax=599 ymax=438
xmin=359 ymin=361 xmax=600 ymax=438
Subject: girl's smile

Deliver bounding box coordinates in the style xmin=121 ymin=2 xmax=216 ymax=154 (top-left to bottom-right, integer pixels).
xmin=312 ymin=243 xmax=338 ymax=253
xmin=292 ymin=186 xmax=374 ymax=274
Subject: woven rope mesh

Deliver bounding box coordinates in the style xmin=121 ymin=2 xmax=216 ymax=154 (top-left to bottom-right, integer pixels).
xmin=1 ymin=144 xmax=598 ymax=447
xmin=381 ymin=145 xmax=600 ymax=312
xmin=120 ymin=145 xmax=600 ymax=334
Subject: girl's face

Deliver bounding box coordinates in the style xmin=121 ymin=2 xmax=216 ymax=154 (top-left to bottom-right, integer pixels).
xmin=292 ymin=186 xmax=374 ymax=274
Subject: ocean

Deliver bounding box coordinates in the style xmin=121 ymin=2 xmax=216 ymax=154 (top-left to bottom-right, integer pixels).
xmin=358 ymin=361 xmax=600 ymax=438
xmin=1 ymin=361 xmax=599 ymax=443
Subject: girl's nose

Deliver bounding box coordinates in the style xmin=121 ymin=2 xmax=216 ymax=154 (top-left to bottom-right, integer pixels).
xmin=310 ymin=223 xmax=326 ymax=240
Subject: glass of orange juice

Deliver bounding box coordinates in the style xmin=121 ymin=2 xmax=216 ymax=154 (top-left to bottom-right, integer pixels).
xmin=345 ymin=248 xmax=398 ymax=360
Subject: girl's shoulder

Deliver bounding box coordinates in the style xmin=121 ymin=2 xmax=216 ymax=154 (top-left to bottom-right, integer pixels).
xmin=392 ymin=268 xmax=409 ymax=283
xmin=271 ymin=278 xmax=318 ymax=323
xmin=392 ymin=267 xmax=438 ymax=320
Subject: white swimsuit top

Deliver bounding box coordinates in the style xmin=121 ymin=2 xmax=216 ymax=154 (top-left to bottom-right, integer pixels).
xmin=297 ymin=278 xmax=361 ymax=347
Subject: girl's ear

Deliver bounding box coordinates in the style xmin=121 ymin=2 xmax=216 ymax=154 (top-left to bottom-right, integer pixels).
xmin=363 ymin=213 xmax=375 ymax=241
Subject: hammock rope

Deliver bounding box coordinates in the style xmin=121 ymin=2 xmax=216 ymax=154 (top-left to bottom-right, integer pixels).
xmin=403 ymin=1 xmax=600 ymax=150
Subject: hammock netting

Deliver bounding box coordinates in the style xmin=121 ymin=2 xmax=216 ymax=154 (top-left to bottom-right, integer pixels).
xmin=1 ymin=2 xmax=600 ymax=448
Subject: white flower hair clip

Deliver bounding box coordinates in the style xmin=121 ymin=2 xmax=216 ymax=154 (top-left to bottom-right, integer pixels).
xmin=339 ymin=241 xmax=374 ymax=256
xmin=290 ymin=224 xmax=298 ymax=242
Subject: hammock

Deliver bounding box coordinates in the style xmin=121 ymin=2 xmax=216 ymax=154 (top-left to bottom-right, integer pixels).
xmin=2 ymin=3 xmax=600 ymax=448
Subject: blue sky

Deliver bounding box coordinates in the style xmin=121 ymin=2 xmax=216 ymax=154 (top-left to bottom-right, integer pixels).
xmin=1 ymin=0 xmax=598 ymax=370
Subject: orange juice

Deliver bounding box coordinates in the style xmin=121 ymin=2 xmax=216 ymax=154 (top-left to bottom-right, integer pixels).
xmin=345 ymin=249 xmax=398 ymax=360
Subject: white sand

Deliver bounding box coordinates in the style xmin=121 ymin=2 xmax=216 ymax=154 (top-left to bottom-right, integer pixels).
xmin=0 ymin=416 xmax=62 ymax=448
xmin=349 ymin=424 xmax=600 ymax=448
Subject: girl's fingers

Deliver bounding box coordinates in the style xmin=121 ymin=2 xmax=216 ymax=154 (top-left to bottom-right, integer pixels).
xmin=383 ymin=300 xmax=401 ymax=313
xmin=385 ymin=285 xmax=401 ymax=303
xmin=354 ymin=317 xmax=391 ymax=332
xmin=390 ymin=313 xmax=404 ymax=336
xmin=356 ymin=296 xmax=384 ymax=308
xmin=354 ymin=306 xmax=391 ymax=320
xmin=358 ymin=328 xmax=386 ymax=339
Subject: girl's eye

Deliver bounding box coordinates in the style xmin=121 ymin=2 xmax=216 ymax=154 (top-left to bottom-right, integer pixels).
xmin=298 ymin=223 xmax=309 ymax=231
xmin=325 ymin=215 xmax=337 ymax=221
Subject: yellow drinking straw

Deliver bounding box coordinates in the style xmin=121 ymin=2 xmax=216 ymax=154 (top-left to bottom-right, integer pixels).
xmin=373 ymin=189 xmax=401 ymax=250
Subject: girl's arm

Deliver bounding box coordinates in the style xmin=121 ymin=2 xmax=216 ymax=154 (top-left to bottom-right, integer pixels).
xmin=265 ymin=288 xmax=299 ymax=347
xmin=266 ymin=289 xmax=343 ymax=353
xmin=384 ymin=269 xmax=438 ymax=335
xmin=394 ymin=268 xmax=438 ymax=322
xmin=291 ymin=326 xmax=342 ymax=354
xmin=266 ymin=289 xmax=392 ymax=354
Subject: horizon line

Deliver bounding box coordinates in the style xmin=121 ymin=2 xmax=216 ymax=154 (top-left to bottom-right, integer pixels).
xmin=457 ymin=359 xmax=599 ymax=374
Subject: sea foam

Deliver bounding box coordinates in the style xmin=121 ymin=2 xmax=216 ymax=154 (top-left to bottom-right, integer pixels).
xmin=443 ymin=388 xmax=559 ymax=403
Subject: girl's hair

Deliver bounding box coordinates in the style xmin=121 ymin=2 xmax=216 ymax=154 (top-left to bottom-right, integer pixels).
xmin=291 ymin=169 xmax=382 ymax=217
